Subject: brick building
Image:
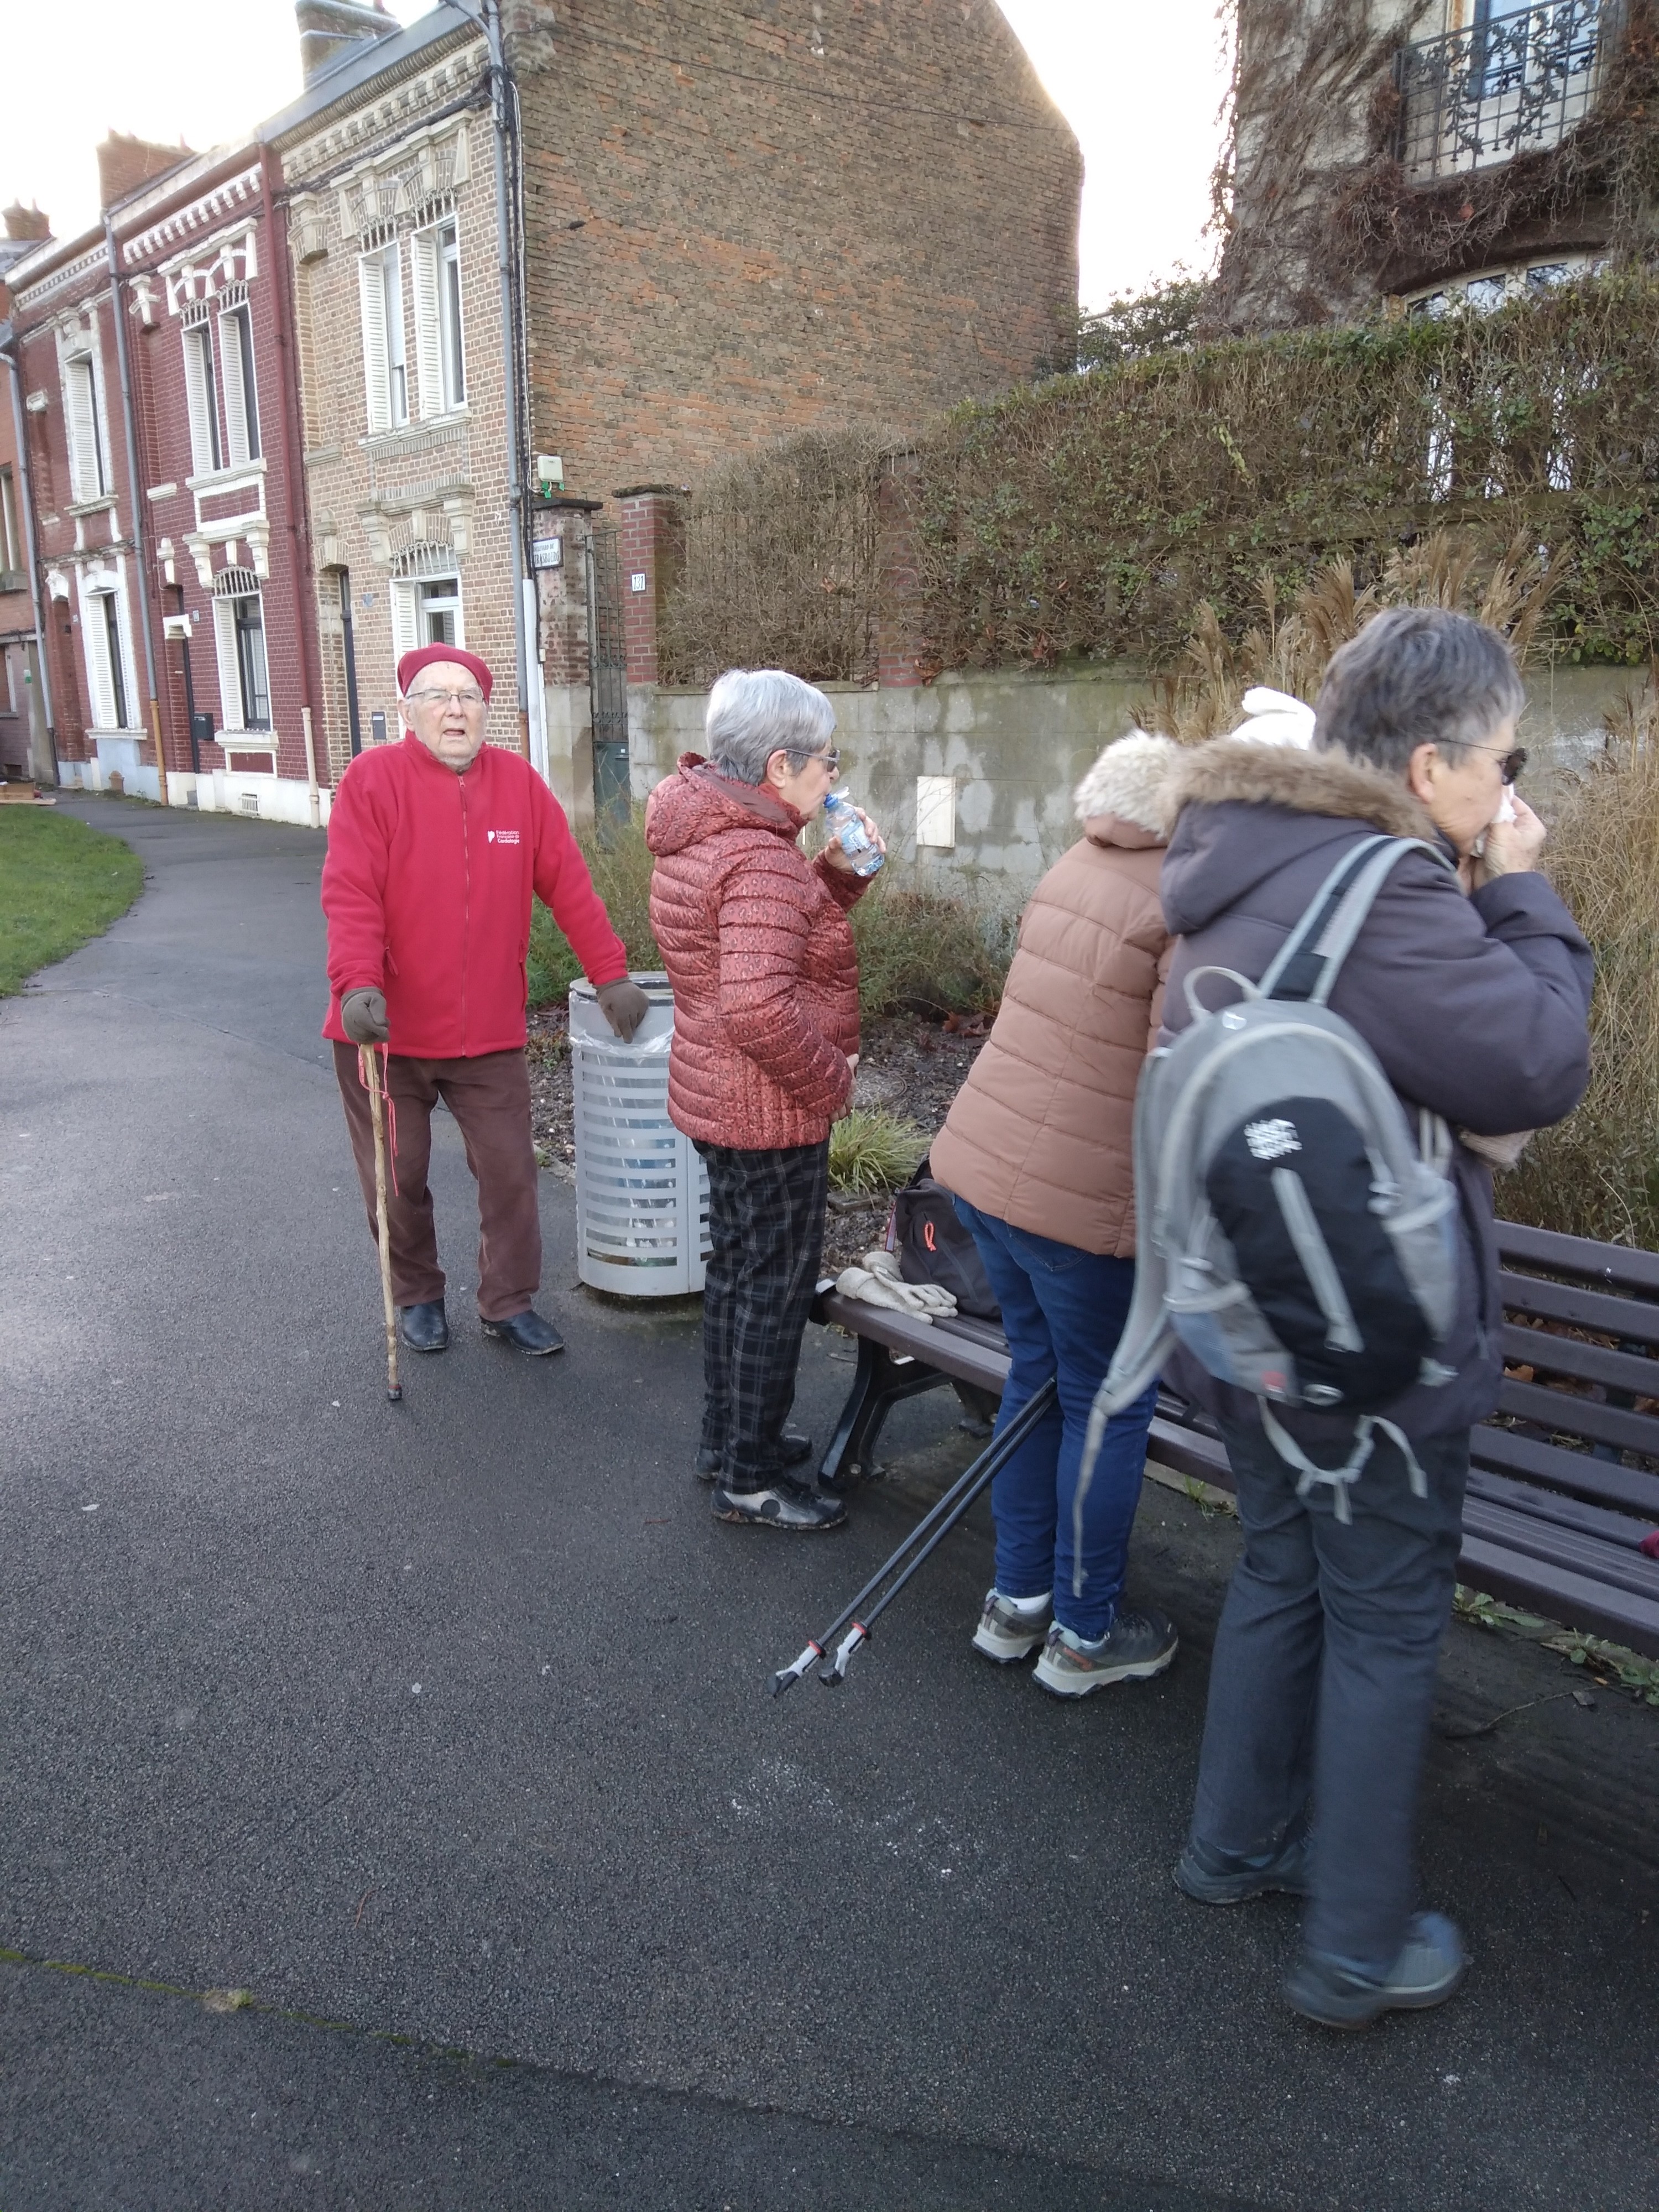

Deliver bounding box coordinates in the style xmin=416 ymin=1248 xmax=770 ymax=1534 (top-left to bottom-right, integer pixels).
xmin=1216 ymin=0 xmax=1631 ymax=331
xmin=7 ymin=133 xmax=325 ymax=819
xmin=0 ymin=202 xmax=54 ymax=784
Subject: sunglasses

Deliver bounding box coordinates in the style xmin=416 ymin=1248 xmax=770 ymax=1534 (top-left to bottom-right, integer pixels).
xmin=1468 ymin=742 xmax=1527 ymax=784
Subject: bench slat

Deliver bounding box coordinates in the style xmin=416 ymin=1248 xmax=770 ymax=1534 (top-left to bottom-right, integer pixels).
xmin=813 ymin=1290 xmax=1009 ymax=1393
xmin=1496 ymin=1220 xmax=1659 ymax=1296
xmin=1466 ymin=1464 xmax=1658 ymax=1551
xmin=1499 ymin=1270 xmax=1659 ymax=1348
xmin=1455 ymin=1535 xmax=1659 ymax=1658
xmin=1463 ymin=1496 xmax=1659 ymax=1602
xmin=1500 ymin=1323 xmax=1659 ymax=1399
xmin=1498 ymin=1376 xmax=1659 ymax=1459
xmin=1468 ymin=1423 xmax=1659 ymax=1518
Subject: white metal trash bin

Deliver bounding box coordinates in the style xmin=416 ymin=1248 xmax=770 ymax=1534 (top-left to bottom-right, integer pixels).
xmin=570 ymin=972 xmax=711 ymax=1295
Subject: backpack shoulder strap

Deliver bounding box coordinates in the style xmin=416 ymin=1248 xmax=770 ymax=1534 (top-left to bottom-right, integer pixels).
xmin=1261 ymin=834 xmax=1451 ymax=1006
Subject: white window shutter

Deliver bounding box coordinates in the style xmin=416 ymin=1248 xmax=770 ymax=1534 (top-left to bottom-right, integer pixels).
xmin=212 ymin=598 xmax=243 ymax=731
xmin=219 ymin=312 xmax=250 ymax=468
xmin=412 ymin=231 xmax=443 ymax=419
xmin=389 ymin=580 xmax=420 ymax=682
xmin=184 ymin=330 xmax=216 ymax=476
xmin=81 ymin=589 xmax=116 ymax=727
xmin=66 ymin=358 xmax=101 ymax=502
xmin=358 ymin=254 xmax=390 ymax=435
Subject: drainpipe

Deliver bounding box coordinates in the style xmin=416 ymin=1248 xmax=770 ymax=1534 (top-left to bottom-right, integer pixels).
xmin=104 ymin=212 xmax=168 ymax=807
xmin=2 ymin=332 xmax=58 ymax=783
xmin=481 ymin=0 xmax=533 ymax=763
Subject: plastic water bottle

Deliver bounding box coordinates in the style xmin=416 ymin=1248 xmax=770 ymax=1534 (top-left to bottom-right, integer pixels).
xmin=822 ymin=792 xmax=884 ymax=877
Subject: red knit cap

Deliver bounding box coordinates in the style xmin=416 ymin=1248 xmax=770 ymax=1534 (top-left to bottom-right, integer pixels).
xmin=397 ymin=644 xmax=493 ymax=702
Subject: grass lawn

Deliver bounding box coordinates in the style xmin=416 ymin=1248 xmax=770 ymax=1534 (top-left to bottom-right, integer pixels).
xmin=0 ymin=808 xmax=145 ymax=997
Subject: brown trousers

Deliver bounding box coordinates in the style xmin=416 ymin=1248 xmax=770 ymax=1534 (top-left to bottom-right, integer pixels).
xmin=333 ymin=1042 xmax=541 ymax=1321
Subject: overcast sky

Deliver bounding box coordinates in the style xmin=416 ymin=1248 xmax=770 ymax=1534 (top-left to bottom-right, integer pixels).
xmin=2 ymin=1 xmax=1230 ymax=311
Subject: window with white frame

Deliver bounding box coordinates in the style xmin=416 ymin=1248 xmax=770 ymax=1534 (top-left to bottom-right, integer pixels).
xmin=182 ymin=320 xmax=223 ymax=476
xmin=358 ymin=242 xmax=409 ymax=434
xmin=218 ymin=302 xmax=261 ymax=466
xmin=1405 ymin=253 xmax=1603 ymax=319
xmin=389 ymin=558 xmax=464 ymax=670
xmin=82 ymin=582 xmax=133 ymax=730
xmin=64 ymin=353 xmax=108 ymax=503
xmin=413 ymin=218 xmax=466 ymax=416
xmin=0 ymin=466 xmax=20 ymax=574
xmin=212 ymin=568 xmax=273 ymax=734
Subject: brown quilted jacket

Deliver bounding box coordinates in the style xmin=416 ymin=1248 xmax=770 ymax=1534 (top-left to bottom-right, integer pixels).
xmin=646 ymin=754 xmax=868 ymax=1149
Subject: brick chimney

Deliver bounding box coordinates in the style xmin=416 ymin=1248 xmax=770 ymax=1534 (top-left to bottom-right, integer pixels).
xmin=297 ymin=0 xmax=398 ymax=86
xmin=3 ymin=203 xmax=51 ymax=243
xmin=97 ymin=133 xmax=191 ymax=212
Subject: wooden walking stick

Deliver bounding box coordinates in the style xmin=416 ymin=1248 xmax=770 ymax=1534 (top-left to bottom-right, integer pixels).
xmin=360 ymin=1042 xmax=402 ymax=1402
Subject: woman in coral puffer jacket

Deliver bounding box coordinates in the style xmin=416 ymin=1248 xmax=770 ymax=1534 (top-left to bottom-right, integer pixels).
xmin=931 ymin=731 xmax=1185 ymax=1697
xmin=646 ymin=670 xmax=884 ymax=1532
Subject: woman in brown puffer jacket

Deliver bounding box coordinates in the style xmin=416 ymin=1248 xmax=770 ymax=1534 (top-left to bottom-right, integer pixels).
xmin=646 ymin=669 xmax=884 ymax=1533
xmin=931 ymin=729 xmax=1183 ymax=1698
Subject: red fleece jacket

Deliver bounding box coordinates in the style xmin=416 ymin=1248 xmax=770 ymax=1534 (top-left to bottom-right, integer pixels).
xmin=321 ymin=735 xmax=628 ymax=1058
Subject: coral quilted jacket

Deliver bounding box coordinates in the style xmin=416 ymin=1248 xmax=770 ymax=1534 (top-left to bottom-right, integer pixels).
xmin=321 ymin=734 xmax=628 ymax=1058
xmin=646 ymin=754 xmax=868 ymax=1147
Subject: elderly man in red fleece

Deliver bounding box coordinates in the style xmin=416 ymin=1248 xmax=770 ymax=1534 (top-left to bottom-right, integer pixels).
xmin=322 ymin=645 xmax=649 ymax=1356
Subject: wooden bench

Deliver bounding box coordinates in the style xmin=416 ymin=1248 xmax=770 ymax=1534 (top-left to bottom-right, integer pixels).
xmin=811 ymin=1219 xmax=1659 ymax=1658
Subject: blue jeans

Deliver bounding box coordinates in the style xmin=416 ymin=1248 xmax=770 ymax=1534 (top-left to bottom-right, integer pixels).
xmin=953 ymin=1199 xmax=1157 ymax=1640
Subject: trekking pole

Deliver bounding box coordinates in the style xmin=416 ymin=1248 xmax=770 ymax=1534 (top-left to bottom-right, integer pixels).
xmin=360 ymin=1042 xmax=402 ymax=1404
xmin=767 ymin=1377 xmax=1057 ymax=1697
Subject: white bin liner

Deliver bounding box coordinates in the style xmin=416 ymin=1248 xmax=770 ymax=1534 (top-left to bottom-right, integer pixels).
xmin=570 ymin=971 xmax=710 ymax=1296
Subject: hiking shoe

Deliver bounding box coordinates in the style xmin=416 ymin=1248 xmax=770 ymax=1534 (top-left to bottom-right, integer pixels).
xmin=1285 ymin=1912 xmax=1468 ymax=2031
xmin=695 ymin=1430 xmax=813 ymax=1482
xmin=712 ymin=1477 xmax=847 ymax=1532
xmin=972 ymin=1588 xmax=1052 ymax=1663
xmin=1175 ymin=1828 xmax=1312 ymax=1906
xmin=399 ymin=1299 xmax=449 ymax=1353
xmin=481 ymin=1307 xmax=565 ymax=1355
xmin=1033 ymin=1609 xmax=1177 ymax=1698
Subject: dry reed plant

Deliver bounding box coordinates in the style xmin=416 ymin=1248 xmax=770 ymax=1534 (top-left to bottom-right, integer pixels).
xmin=1504 ymin=693 xmax=1659 ymax=1248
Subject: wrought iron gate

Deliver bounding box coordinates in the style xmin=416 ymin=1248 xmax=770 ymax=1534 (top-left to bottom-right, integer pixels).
xmin=586 ymin=526 xmax=630 ymax=827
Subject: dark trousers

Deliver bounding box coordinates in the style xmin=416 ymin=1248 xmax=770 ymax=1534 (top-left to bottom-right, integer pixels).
xmin=333 ymin=1042 xmax=541 ymax=1321
xmin=695 ymin=1139 xmax=830 ymax=1490
xmin=1190 ymin=1413 xmax=1469 ymax=1973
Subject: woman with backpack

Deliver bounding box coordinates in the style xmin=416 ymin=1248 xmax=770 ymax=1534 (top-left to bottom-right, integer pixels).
xmin=930 ymin=730 xmax=1186 ymax=1697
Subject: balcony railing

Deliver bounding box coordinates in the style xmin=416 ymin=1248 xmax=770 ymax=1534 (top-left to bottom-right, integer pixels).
xmin=1396 ymin=0 xmax=1611 ymax=182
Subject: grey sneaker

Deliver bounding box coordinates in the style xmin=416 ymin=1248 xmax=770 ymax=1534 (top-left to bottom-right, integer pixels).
xmin=972 ymin=1589 xmax=1052 ymax=1663
xmin=1033 ymin=1609 xmax=1177 ymax=1698
xmin=712 ymin=1477 xmax=847 ymax=1532
xmin=1285 ymin=1912 xmax=1468 ymax=2031
xmin=1175 ymin=1828 xmax=1312 ymax=1906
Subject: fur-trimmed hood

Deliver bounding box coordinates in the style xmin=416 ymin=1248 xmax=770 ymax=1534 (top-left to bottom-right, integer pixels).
xmin=1162 ymin=738 xmax=1440 ymax=942
xmin=1072 ymin=728 xmax=1183 ymax=846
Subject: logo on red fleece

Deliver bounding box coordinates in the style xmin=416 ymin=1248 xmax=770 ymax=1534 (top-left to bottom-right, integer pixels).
xmin=486 ymin=829 xmax=520 ymax=845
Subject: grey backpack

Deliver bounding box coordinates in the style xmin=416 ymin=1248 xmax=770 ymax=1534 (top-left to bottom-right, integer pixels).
xmin=1075 ymin=834 xmax=1460 ymax=1568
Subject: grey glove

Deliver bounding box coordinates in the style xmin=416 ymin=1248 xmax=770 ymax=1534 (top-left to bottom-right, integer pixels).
xmin=597 ymin=977 xmax=651 ymax=1042
xmin=340 ymin=987 xmax=390 ymax=1045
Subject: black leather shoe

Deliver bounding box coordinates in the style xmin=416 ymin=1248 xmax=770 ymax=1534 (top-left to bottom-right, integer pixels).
xmin=481 ymin=1307 xmax=565 ymax=1356
xmin=399 ymin=1300 xmax=449 ymax=1353
xmin=695 ymin=1429 xmax=813 ymax=1481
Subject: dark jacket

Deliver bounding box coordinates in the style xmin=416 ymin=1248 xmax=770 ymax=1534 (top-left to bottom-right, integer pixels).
xmin=1160 ymin=738 xmax=1594 ymax=1442
xmin=645 ymin=754 xmax=868 ymax=1148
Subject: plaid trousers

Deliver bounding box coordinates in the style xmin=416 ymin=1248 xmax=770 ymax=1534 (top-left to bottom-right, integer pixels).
xmin=695 ymin=1139 xmax=830 ymax=1490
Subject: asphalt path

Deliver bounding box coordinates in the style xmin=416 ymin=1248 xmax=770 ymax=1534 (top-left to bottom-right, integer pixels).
xmin=2 ymin=796 xmax=1656 ymax=2211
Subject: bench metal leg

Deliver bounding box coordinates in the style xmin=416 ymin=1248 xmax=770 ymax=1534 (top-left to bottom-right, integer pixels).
xmin=818 ymin=1335 xmax=956 ymax=1490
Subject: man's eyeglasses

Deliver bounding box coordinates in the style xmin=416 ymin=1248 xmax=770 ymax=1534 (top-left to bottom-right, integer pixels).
xmin=406 ymin=687 xmax=487 ymax=709
xmin=1469 ymin=743 xmax=1527 ymax=784
xmin=781 ymin=745 xmax=840 ymax=771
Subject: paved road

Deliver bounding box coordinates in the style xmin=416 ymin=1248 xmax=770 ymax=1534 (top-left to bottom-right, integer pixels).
xmin=2 ymin=797 xmax=1656 ymax=2211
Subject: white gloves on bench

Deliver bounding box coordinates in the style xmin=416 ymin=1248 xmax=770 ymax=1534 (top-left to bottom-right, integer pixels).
xmin=833 ymin=1248 xmax=958 ymax=1321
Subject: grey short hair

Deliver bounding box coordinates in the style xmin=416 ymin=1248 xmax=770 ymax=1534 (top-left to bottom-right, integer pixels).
xmin=1313 ymin=606 xmax=1525 ymax=775
xmin=705 ymin=669 xmax=836 ymax=784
